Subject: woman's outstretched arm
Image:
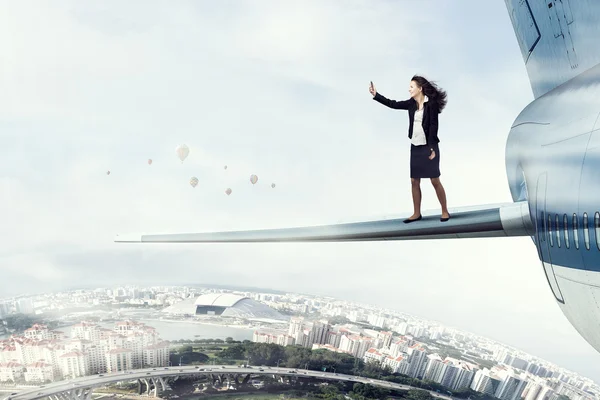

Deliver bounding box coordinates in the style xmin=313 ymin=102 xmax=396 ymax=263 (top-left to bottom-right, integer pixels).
xmin=369 ymin=82 xmax=412 ymax=109
xmin=372 ymin=93 xmax=413 ymax=109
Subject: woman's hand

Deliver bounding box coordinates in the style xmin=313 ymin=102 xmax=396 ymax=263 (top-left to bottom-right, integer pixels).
xmin=429 ymin=149 xmax=436 ymax=160
xmin=369 ymin=81 xmax=376 ymax=97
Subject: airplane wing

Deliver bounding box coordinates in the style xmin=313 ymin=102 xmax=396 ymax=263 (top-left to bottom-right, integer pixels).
xmin=114 ymin=201 xmax=533 ymax=243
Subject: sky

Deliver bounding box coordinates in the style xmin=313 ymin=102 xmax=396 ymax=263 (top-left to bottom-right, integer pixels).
xmin=1 ymin=0 xmax=599 ymax=384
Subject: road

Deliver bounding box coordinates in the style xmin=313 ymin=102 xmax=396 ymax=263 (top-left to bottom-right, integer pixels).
xmin=5 ymin=365 xmax=454 ymax=400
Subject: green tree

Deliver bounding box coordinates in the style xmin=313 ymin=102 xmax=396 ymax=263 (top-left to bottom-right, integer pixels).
xmin=216 ymin=344 xmax=245 ymax=359
xmin=1 ymin=314 xmax=39 ymax=331
xmin=246 ymin=342 xmax=287 ymax=366
xmin=177 ymin=345 xmax=193 ymax=354
xmin=317 ymin=384 xmax=346 ymax=399
xmin=350 ymin=383 xmax=391 ymax=399
xmin=328 ymin=315 xmax=351 ymax=325
xmin=406 ymin=389 xmax=433 ymax=400
xmin=170 ymin=351 xmax=209 ymax=365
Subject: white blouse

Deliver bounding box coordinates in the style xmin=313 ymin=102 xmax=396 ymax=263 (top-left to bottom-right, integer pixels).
xmin=411 ymin=102 xmax=427 ymax=146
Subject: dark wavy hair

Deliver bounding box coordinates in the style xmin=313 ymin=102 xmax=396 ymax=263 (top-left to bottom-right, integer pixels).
xmin=411 ymin=75 xmax=447 ymax=113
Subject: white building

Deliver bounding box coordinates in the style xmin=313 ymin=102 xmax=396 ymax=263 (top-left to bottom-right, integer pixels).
xmin=24 ymin=362 xmax=54 ymax=383
xmin=0 ymin=362 xmax=25 ymax=382
xmin=0 ymin=320 xmax=170 ymax=383
xmin=106 ymin=348 xmax=133 ymax=373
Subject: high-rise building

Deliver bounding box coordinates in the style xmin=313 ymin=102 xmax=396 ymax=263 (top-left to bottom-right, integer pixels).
xmin=288 ymin=317 xmax=304 ymax=337
xmin=16 ymin=298 xmax=34 ymax=315
xmin=471 ymin=368 xmax=503 ymax=396
xmin=310 ymin=321 xmax=331 ymax=346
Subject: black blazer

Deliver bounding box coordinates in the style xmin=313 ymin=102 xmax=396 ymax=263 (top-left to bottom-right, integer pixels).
xmin=373 ymin=92 xmax=440 ymax=146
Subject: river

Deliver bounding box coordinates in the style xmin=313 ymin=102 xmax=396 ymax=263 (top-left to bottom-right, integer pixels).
xmin=0 ymin=316 xmax=260 ymax=342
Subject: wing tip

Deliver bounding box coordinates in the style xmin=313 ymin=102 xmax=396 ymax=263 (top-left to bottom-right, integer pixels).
xmin=114 ymin=233 xmax=143 ymax=243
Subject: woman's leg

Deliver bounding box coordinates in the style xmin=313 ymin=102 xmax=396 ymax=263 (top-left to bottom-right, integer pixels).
xmin=430 ymin=177 xmax=449 ymax=218
xmin=409 ymin=177 xmax=422 ymax=219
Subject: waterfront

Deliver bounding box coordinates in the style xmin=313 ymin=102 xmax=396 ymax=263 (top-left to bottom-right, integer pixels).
xmin=130 ymin=319 xmax=255 ymax=341
xmin=0 ymin=317 xmax=257 ymax=342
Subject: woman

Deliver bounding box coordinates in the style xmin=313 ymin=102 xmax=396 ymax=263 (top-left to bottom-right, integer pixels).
xmin=369 ymin=76 xmax=450 ymax=223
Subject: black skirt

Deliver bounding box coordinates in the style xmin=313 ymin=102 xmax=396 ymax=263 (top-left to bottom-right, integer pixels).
xmin=410 ymin=143 xmax=440 ymax=179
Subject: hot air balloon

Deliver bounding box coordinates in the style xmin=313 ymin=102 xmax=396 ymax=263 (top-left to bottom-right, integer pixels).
xmin=225 ymin=188 xmax=232 ymax=196
xmin=190 ymin=177 xmax=199 ymax=188
xmin=148 ymin=159 xmax=153 ymax=165
xmin=250 ymin=174 xmax=258 ymax=185
xmin=224 ymin=165 xmax=228 ymax=170
xmin=106 ymin=171 xmax=111 ymax=175
xmin=176 ymin=144 xmax=190 ymax=163
xmin=271 ymin=183 xmax=276 ymax=188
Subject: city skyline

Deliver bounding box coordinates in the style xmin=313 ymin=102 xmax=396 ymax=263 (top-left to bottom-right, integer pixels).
xmin=252 ymin=316 xmax=596 ymax=399
xmin=0 ymin=281 xmax=588 ymax=379
xmin=0 ymin=284 xmax=597 ymax=392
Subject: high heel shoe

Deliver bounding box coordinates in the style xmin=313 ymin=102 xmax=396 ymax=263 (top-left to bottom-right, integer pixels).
xmin=440 ymin=213 xmax=450 ymax=222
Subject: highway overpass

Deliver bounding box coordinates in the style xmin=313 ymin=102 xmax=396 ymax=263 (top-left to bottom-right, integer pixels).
xmin=4 ymin=365 xmax=454 ymax=400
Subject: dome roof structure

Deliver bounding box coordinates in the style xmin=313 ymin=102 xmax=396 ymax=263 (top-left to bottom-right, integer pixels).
xmin=162 ymin=293 xmax=287 ymax=322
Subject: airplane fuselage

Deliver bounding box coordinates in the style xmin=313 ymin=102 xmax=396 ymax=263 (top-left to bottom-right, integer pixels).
xmin=505 ymin=61 xmax=600 ymax=352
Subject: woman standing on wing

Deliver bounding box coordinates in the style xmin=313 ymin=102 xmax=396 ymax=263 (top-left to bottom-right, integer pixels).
xmin=370 ymin=76 xmax=450 ymax=223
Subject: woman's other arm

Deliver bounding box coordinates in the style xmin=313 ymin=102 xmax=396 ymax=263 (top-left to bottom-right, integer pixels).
xmin=427 ymin=102 xmax=439 ymax=160
xmin=428 ymin=102 xmax=439 ymax=143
